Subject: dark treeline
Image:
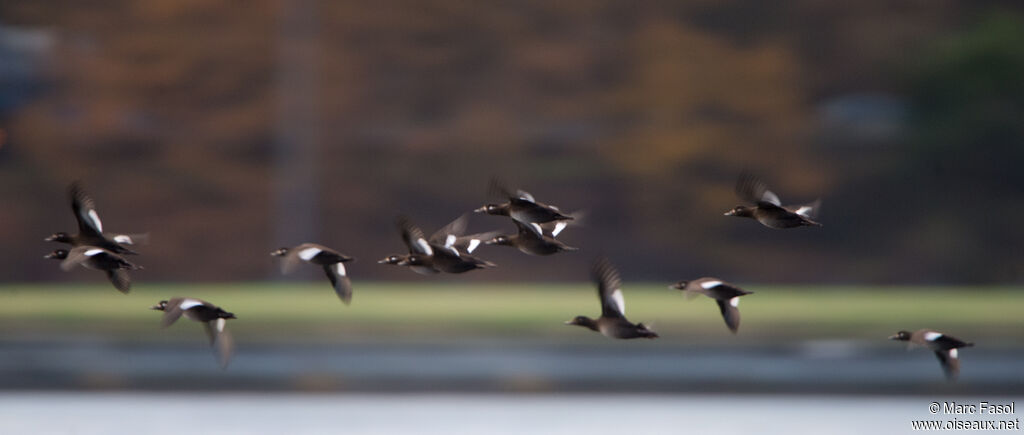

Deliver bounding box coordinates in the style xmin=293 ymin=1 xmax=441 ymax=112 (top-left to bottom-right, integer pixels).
xmin=1 ymin=1 xmax=1021 ymax=284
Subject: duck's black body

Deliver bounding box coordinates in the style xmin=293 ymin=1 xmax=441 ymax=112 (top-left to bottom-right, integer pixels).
xmin=152 ymin=297 xmax=236 ymax=368
xmin=476 ymin=180 xmax=574 ymax=225
xmin=725 ymin=172 xmax=821 ymax=229
xmin=486 ymin=221 xmax=578 ymax=256
xmin=380 ymin=216 xmax=495 ymax=275
xmin=566 ymin=257 xmax=658 ymax=340
xmin=271 ymin=243 xmax=355 ymax=305
xmin=672 ymin=278 xmax=753 ymax=333
xmin=46 ymin=182 xmax=141 ymax=255
xmin=889 ymin=329 xmax=974 ymax=381
xmin=46 ymin=247 xmax=141 ymax=294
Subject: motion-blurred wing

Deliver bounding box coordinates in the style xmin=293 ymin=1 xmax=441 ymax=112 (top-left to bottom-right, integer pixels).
xmin=429 ymin=215 xmax=468 ymax=245
xmin=514 ymin=221 xmax=544 ymax=240
xmin=793 ymin=199 xmax=821 ymax=219
xmin=592 ymin=257 xmax=625 ymax=318
xmin=515 ymin=190 xmax=535 ymax=203
xmin=105 ymin=269 xmax=131 ymax=294
xmin=934 ymin=349 xmax=960 ymax=381
xmin=715 ymin=298 xmax=742 ymax=334
xmin=110 ymin=233 xmax=150 ymax=246
xmin=280 ymin=244 xmax=323 ymax=274
xmin=453 ymin=231 xmax=502 ymax=254
xmin=396 ymin=216 xmax=433 ymax=256
xmin=211 ymin=322 xmax=233 ymax=369
xmin=323 ymin=263 xmax=353 ymax=305
xmin=59 ymin=246 xmax=99 ymax=271
xmin=160 ymin=297 xmax=202 ymax=329
xmin=736 ymin=172 xmax=781 ymax=206
xmin=69 ymin=182 xmax=104 ymax=236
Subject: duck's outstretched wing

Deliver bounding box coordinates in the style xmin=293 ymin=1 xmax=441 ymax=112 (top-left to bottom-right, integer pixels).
xmin=396 ymin=216 xmax=433 ymax=256
xmin=715 ymin=298 xmax=742 ymax=334
xmin=934 ymin=349 xmax=961 ymax=381
xmin=736 ymin=172 xmax=781 ymax=206
xmin=69 ymin=181 xmax=104 ymax=237
xmin=322 ymin=263 xmax=353 ymax=305
xmin=592 ymin=257 xmax=625 ymax=319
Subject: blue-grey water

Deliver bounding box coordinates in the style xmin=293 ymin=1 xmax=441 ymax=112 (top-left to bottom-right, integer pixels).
xmin=1 ymin=393 xmax=1019 ymax=435
xmin=1 ymin=338 xmax=1022 ymax=394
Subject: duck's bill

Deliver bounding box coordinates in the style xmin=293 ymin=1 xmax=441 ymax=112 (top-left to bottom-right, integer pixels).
xmin=887 ymin=334 xmax=900 ymax=340
xmin=723 ymin=210 xmax=737 ymax=216
xmin=473 ymin=206 xmax=487 ymax=213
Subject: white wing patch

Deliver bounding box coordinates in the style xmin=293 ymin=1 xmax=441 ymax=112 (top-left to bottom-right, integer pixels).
xmin=215 ymin=318 xmax=226 ymax=333
xmin=700 ymin=280 xmax=723 ymax=290
xmin=179 ymin=299 xmax=204 ymax=310
xmin=466 ymin=239 xmax=481 ymax=253
xmin=335 ymin=262 xmax=346 ymax=276
xmin=87 ymin=210 xmax=103 ymax=232
xmin=84 ymin=249 xmax=104 ymax=256
xmin=113 ymin=235 xmax=133 ymax=244
xmin=298 ymin=247 xmax=322 ymax=261
xmin=949 ymin=349 xmax=958 ymax=359
xmin=761 ymin=190 xmax=781 ymax=206
xmin=528 ymin=223 xmax=543 ymax=237
xmin=795 ymin=206 xmax=814 ymax=217
xmin=551 ymin=222 xmax=568 ymax=237
xmin=445 ymin=235 xmax=457 ymax=248
xmin=516 ymin=190 xmax=535 ymax=202
xmin=729 ymin=297 xmax=740 ymax=307
xmin=414 ymin=238 xmax=433 ymax=256
xmin=924 ymin=332 xmax=943 ymax=342
xmin=610 ymin=289 xmax=626 ymax=315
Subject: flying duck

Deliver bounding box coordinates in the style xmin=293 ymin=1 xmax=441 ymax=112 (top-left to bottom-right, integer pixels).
xmin=379 ymin=216 xmax=495 ymax=274
xmin=889 ymin=329 xmax=974 ymax=381
xmin=152 ymin=297 xmax=236 ymax=368
xmin=45 ymin=246 xmax=142 ymax=294
xmin=485 ymin=221 xmax=578 ymax=256
xmin=45 ymin=181 xmax=145 ymax=255
xmin=271 ymin=243 xmax=355 ymax=305
xmin=566 ymin=257 xmax=658 ymax=339
xmin=724 ymin=172 xmax=822 ymax=229
xmin=671 ymin=278 xmax=753 ymax=333
xmin=475 ymin=179 xmax=574 ymax=225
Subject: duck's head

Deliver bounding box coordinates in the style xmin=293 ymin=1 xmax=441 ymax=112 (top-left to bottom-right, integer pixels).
xmin=150 ymin=300 xmax=169 ymax=311
xmin=485 ymin=235 xmax=512 ymax=246
xmin=564 ymin=315 xmax=598 ymax=331
xmin=724 ymin=206 xmax=754 ymax=217
xmin=269 ymin=248 xmax=289 ymax=257
xmin=44 ymin=249 xmax=69 ymax=260
xmin=474 ymin=204 xmax=507 ymax=216
xmin=889 ymin=330 xmax=912 ymax=341
xmin=378 ymin=255 xmax=404 ymax=265
xmin=398 ymin=255 xmax=429 ymax=266
xmin=45 ymin=232 xmax=71 ymax=243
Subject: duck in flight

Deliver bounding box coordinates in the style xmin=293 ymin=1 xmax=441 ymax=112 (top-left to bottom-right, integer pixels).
xmin=724 ymin=172 xmax=822 ymax=229
xmin=379 ymin=215 xmax=496 ymax=274
xmin=889 ymin=329 xmax=974 ymax=381
xmin=475 ymin=179 xmax=574 ymax=225
xmin=566 ymin=257 xmax=658 ymax=340
xmin=271 ymin=243 xmax=355 ymax=305
xmin=45 ymin=181 xmax=147 ymax=255
xmin=152 ymin=297 xmax=236 ymax=369
xmin=45 ymin=246 xmax=142 ymax=294
xmin=671 ymin=278 xmax=753 ymax=334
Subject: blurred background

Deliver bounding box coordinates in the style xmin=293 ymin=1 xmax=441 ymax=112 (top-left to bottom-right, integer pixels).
xmin=1 ymin=1 xmax=1023 ymax=433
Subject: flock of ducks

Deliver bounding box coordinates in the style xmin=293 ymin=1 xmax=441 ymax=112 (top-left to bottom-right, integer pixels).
xmin=42 ymin=177 xmax=974 ymax=379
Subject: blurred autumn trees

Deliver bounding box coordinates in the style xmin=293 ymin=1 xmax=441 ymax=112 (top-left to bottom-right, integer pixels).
xmin=0 ymin=1 xmax=1021 ymax=283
